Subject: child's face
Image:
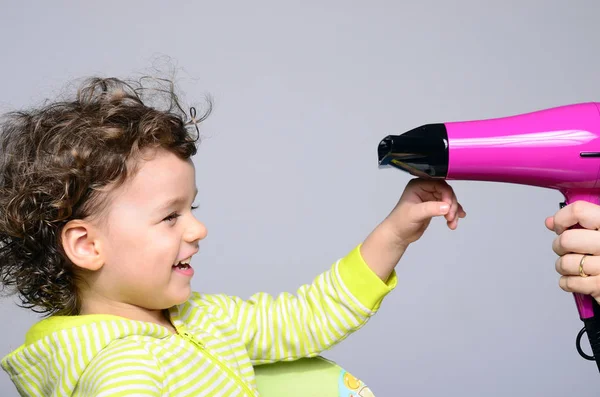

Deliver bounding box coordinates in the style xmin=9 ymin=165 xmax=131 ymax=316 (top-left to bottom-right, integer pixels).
xmin=90 ymin=148 xmax=207 ymax=311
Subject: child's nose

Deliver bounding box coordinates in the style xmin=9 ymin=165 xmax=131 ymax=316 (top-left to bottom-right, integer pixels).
xmin=185 ymin=217 xmax=207 ymax=243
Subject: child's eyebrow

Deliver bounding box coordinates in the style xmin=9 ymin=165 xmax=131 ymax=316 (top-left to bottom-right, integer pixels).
xmin=156 ymin=188 xmax=198 ymax=212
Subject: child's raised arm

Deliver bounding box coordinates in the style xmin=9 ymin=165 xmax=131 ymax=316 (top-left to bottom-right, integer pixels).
xmin=175 ymin=178 xmax=465 ymax=364
xmin=193 ymin=244 xmax=395 ymax=364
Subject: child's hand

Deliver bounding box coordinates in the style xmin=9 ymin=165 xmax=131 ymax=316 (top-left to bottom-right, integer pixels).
xmin=361 ymin=178 xmax=466 ymax=281
xmin=384 ymin=178 xmax=465 ymax=245
xmin=546 ymin=201 xmax=600 ymax=303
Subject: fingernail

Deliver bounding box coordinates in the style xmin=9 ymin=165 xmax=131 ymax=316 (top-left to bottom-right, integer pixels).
xmin=440 ymin=204 xmax=450 ymax=212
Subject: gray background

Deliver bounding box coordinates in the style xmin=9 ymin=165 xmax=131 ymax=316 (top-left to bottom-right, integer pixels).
xmin=1 ymin=0 xmax=599 ymax=395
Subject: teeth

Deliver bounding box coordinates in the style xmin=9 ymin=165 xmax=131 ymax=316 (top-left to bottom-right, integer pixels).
xmin=173 ymin=257 xmax=192 ymax=267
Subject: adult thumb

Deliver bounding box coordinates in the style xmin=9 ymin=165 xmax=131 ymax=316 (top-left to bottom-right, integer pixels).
xmin=411 ymin=201 xmax=450 ymax=222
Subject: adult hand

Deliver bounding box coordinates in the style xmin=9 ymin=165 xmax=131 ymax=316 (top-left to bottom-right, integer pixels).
xmin=546 ymin=201 xmax=600 ymax=302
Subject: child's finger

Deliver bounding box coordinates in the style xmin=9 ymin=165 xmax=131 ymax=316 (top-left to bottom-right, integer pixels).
xmin=447 ymin=218 xmax=459 ymax=230
xmin=448 ymin=196 xmax=459 ymax=222
xmin=458 ymin=203 xmax=466 ymax=218
xmin=445 ymin=199 xmax=466 ymax=223
xmin=435 ymin=184 xmax=457 ymax=221
xmin=444 ymin=208 xmax=459 ymax=229
xmin=410 ymin=201 xmax=451 ymax=223
xmin=414 ymin=179 xmax=454 ymax=204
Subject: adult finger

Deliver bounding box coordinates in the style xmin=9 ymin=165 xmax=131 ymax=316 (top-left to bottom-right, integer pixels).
xmin=559 ymin=275 xmax=600 ymax=299
xmin=555 ymin=253 xmax=600 ymax=277
xmin=545 ymin=216 xmax=554 ymax=231
xmin=551 ymin=229 xmax=600 ymax=256
xmin=552 ymin=201 xmax=600 ymax=234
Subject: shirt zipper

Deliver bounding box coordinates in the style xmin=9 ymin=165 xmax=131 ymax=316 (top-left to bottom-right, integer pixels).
xmin=179 ymin=330 xmax=256 ymax=397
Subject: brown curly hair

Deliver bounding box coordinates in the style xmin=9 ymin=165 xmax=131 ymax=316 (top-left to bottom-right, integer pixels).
xmin=0 ymin=75 xmax=211 ymax=316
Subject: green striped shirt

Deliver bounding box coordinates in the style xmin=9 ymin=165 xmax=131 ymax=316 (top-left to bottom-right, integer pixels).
xmin=2 ymin=244 xmax=397 ymax=396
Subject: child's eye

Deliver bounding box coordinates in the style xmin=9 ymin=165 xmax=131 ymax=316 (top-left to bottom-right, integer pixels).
xmin=163 ymin=206 xmax=198 ymax=224
xmin=163 ymin=212 xmax=181 ymax=223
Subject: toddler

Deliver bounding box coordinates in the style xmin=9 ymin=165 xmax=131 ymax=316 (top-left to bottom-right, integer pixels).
xmin=0 ymin=75 xmax=465 ymax=396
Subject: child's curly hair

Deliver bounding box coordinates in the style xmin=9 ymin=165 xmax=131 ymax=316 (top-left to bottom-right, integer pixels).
xmin=0 ymin=75 xmax=211 ymax=316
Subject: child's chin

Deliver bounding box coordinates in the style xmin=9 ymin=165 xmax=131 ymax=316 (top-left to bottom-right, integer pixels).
xmin=170 ymin=288 xmax=192 ymax=305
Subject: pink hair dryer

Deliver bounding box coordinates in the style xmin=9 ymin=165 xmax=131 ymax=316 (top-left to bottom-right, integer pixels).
xmin=377 ymin=102 xmax=600 ymax=372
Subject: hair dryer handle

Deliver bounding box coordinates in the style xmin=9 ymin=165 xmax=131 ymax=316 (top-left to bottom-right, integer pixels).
xmin=562 ymin=193 xmax=600 ymax=371
xmin=570 ymin=223 xmax=600 ymax=370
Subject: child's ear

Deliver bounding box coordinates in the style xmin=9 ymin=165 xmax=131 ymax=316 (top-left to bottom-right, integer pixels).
xmin=61 ymin=220 xmax=104 ymax=271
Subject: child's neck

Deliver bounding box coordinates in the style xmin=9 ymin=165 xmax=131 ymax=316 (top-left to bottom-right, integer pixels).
xmin=79 ymin=298 xmax=177 ymax=334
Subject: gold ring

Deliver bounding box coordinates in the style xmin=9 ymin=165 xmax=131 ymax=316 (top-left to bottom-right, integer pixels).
xmin=579 ymin=254 xmax=589 ymax=278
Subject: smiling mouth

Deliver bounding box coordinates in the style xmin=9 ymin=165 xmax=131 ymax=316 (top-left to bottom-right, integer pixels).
xmin=173 ymin=257 xmax=192 ymax=270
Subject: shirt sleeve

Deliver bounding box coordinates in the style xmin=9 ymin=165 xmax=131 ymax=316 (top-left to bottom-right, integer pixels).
xmin=73 ymin=339 xmax=165 ymax=397
xmin=206 ymin=243 xmax=397 ymax=364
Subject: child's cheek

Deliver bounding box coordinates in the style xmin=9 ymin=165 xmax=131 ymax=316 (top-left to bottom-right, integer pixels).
xmin=150 ymin=229 xmax=181 ymax=265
